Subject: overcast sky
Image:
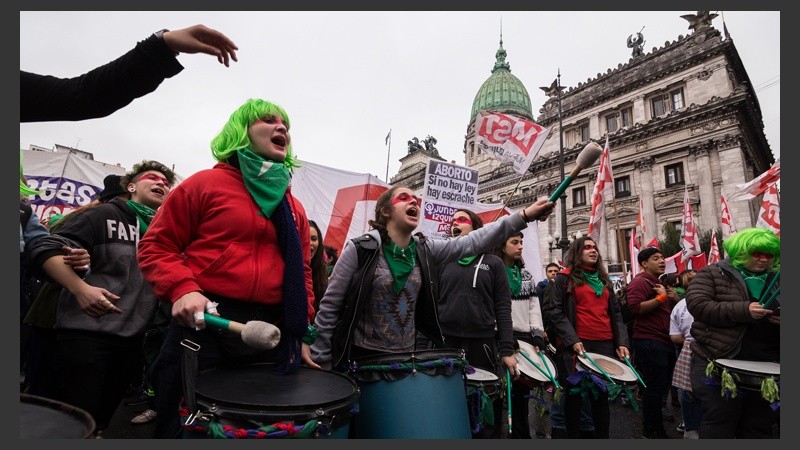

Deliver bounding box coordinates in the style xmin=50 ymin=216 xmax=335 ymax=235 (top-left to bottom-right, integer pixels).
xmin=20 ymin=11 xmax=779 ymax=180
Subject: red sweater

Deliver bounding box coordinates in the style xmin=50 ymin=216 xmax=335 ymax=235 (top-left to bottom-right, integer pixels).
xmin=138 ymin=162 xmax=315 ymax=322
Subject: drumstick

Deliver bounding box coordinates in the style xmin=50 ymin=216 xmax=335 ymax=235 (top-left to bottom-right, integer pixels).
xmin=761 ymin=286 xmax=780 ymax=308
xmin=505 ymin=368 xmax=512 ymax=438
xmin=548 ymin=141 xmax=604 ymax=202
xmin=519 ymin=350 xmax=560 ymax=389
xmin=537 ymin=350 xmax=562 ymax=390
xmin=622 ymin=356 xmax=647 ymax=389
xmin=203 ymin=313 xmax=281 ymax=350
xmin=759 ymin=270 xmax=780 ymax=305
xmin=581 ymin=352 xmax=617 ymax=385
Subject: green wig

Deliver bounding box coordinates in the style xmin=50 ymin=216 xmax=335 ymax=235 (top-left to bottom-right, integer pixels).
xmin=722 ymin=227 xmax=780 ymax=271
xmin=20 ymin=151 xmax=42 ymax=197
xmin=210 ymin=98 xmax=300 ymax=170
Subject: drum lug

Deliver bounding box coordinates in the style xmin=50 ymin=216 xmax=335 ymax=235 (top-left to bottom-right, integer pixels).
xmin=315 ymin=409 xmax=336 ymax=437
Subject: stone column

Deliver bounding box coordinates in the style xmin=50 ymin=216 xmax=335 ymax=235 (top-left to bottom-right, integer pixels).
xmin=690 ymin=145 xmax=717 ymax=231
xmin=635 ymin=155 xmax=656 ymax=242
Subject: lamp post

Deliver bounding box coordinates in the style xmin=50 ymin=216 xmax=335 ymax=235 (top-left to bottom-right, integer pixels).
xmin=547 ymin=230 xmax=582 ymax=261
xmin=554 ymin=70 xmax=570 ymax=258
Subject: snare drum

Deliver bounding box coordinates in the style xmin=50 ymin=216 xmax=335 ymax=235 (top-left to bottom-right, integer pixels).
xmin=714 ymin=359 xmax=780 ymax=392
xmin=351 ymin=349 xmax=471 ymax=439
xmin=183 ymin=363 xmax=359 ymax=439
xmin=465 ymin=367 xmax=502 ymax=437
xmin=515 ymin=340 xmax=559 ymax=388
xmin=20 ymin=393 xmax=96 ymax=439
xmin=576 ymin=352 xmax=637 ymax=386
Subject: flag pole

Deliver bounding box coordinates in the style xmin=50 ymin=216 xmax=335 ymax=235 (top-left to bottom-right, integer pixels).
xmin=384 ymin=129 xmax=392 ymax=183
xmin=610 ymin=194 xmax=629 ymax=281
xmin=492 ymin=172 xmax=527 ymax=221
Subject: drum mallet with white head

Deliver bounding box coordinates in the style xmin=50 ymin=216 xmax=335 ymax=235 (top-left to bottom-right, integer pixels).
xmin=202 ymin=313 xmax=281 ymax=350
xmin=548 ymin=141 xmax=604 ymax=202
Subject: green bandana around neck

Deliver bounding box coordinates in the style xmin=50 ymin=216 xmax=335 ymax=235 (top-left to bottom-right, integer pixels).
xmin=127 ymin=200 xmax=156 ymax=236
xmin=384 ymin=240 xmax=416 ymax=294
xmin=458 ymin=255 xmax=478 ymax=266
xmin=505 ymin=265 xmax=522 ymax=297
xmin=674 ymin=286 xmax=686 ymax=298
xmin=237 ymin=148 xmax=291 ymax=217
xmin=583 ymin=269 xmax=604 ymax=296
xmin=739 ymin=268 xmax=768 ymax=300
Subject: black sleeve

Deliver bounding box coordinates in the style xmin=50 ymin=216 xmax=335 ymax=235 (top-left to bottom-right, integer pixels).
xmin=21 ymin=34 xmax=183 ymax=122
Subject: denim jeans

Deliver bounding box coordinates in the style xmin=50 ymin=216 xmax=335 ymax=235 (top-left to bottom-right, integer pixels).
xmin=679 ymin=388 xmax=703 ymax=431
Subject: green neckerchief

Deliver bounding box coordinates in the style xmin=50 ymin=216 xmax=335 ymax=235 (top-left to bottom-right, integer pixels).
xmin=237 ymin=148 xmax=291 ymax=217
xmin=583 ymin=269 xmax=604 ymax=297
xmin=505 ymin=265 xmax=522 ymax=297
xmin=738 ymin=268 xmax=769 ymax=300
xmin=458 ymin=255 xmax=478 ymax=266
xmin=674 ymin=286 xmax=686 ymax=298
xmin=127 ymin=200 xmax=156 ymax=236
xmin=384 ymin=240 xmax=417 ymax=294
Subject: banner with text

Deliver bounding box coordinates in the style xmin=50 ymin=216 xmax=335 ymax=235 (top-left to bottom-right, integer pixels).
xmin=474 ymin=110 xmax=551 ymax=175
xmin=420 ymin=160 xmax=479 ymax=239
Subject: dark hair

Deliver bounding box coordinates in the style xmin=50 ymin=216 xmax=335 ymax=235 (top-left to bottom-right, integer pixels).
xmin=492 ymin=231 xmax=525 ymax=268
xmin=677 ymin=269 xmax=697 ymax=288
xmin=563 ymin=236 xmax=611 ymax=288
xmin=546 ymin=262 xmax=561 ymax=271
xmin=637 ymin=246 xmax=662 ymax=265
xmin=453 ymin=208 xmax=483 ymax=230
xmin=121 ymin=160 xmax=175 ymax=187
xmin=368 ymin=186 xmax=404 ymax=244
xmin=660 ymin=272 xmax=678 ymax=288
xmin=308 ymin=220 xmax=328 ymax=314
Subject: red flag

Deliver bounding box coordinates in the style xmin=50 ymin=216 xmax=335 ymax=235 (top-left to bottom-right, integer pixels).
xmin=645 ymin=237 xmax=660 ymax=250
xmin=720 ymin=194 xmax=737 ymax=238
xmin=756 ymin=182 xmax=780 ymax=236
xmin=664 ymin=251 xmax=684 ymax=274
xmin=474 ymin=110 xmax=552 ymax=175
xmin=690 ymin=253 xmax=707 ymax=271
xmin=708 ymin=228 xmax=720 ymax=264
xmin=727 ymin=160 xmax=780 ymax=201
xmin=586 ymin=135 xmax=613 ymax=242
xmin=680 ymin=187 xmax=701 ymax=259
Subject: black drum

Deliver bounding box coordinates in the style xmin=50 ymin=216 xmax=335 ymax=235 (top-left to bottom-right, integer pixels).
xmin=183 ymin=363 xmax=359 ymax=439
xmin=20 ymin=393 xmax=96 ymax=439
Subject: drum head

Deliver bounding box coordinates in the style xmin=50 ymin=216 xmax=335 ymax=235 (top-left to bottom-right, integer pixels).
xmin=194 ymin=363 xmax=359 ymax=420
xmin=577 ymin=352 xmax=637 ymax=383
xmin=515 ymin=340 xmax=557 ymax=383
xmin=715 ymin=359 xmax=780 ymax=377
xmin=466 ymin=367 xmax=499 ymax=382
xmin=355 ymin=348 xmax=465 ymax=365
xmin=20 ymin=393 xmax=96 ymax=439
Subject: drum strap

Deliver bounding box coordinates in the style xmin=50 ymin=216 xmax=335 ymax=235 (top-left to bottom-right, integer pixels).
xmin=181 ymin=330 xmax=201 ymax=419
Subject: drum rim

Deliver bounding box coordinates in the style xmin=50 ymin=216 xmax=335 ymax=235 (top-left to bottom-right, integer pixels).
xmin=194 ymin=364 xmax=359 ymax=420
xmin=20 ymin=393 xmax=97 ymax=439
xmin=354 ymin=348 xmax=466 ymax=365
xmin=714 ymin=358 xmax=780 ymax=377
xmin=515 ymin=340 xmax=556 ymax=382
xmin=466 ymin=367 xmax=500 ymax=382
xmin=576 ymin=352 xmax=637 ymax=383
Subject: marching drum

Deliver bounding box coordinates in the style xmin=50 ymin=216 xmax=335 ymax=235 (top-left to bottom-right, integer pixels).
xmin=183 ymin=363 xmax=359 ymax=439
xmin=350 ymin=349 xmax=472 ymax=439
xmin=515 ymin=340 xmax=559 ymax=388
xmin=576 ymin=352 xmax=638 ymax=386
xmin=20 ymin=393 xmax=96 ymax=439
xmin=465 ymin=367 xmax=502 ymax=437
xmin=714 ymin=359 xmax=780 ymax=391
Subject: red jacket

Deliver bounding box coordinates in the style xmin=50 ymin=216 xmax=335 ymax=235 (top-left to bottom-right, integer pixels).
xmin=138 ymin=162 xmax=315 ymax=322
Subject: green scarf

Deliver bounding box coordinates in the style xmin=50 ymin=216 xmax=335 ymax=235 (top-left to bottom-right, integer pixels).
xmin=384 ymin=240 xmax=417 ymax=294
xmin=237 ymin=148 xmax=291 ymax=217
xmin=583 ymin=269 xmax=604 ymax=297
xmin=458 ymin=255 xmax=478 ymax=266
xmin=505 ymin=265 xmax=522 ymax=297
xmin=739 ymin=268 xmax=768 ymax=300
xmin=674 ymin=286 xmax=686 ymax=298
xmin=127 ymin=200 xmax=156 ymax=236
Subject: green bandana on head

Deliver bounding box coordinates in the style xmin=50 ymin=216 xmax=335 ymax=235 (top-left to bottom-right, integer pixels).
xmin=237 ymin=148 xmax=291 ymax=217
xmin=505 ymin=265 xmax=522 ymax=296
xmin=127 ymin=200 xmax=156 ymax=236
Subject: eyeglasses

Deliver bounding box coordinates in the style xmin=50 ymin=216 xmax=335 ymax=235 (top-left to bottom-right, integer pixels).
xmin=751 ymin=251 xmax=775 ymax=260
xmin=391 ymin=192 xmax=420 ymax=205
xmin=583 ymin=244 xmax=598 ymax=251
xmin=452 ymin=216 xmax=472 ymax=225
xmin=137 ymin=173 xmax=171 ymax=186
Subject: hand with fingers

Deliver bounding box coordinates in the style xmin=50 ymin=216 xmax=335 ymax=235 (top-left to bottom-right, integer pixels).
xmin=73 ymin=284 xmax=122 ymax=317
xmin=162 ymin=24 xmax=239 ymax=67
xmin=62 ymin=245 xmax=90 ymax=271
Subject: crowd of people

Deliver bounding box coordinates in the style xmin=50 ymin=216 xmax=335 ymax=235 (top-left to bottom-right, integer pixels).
xmin=20 ymin=23 xmax=780 ymax=441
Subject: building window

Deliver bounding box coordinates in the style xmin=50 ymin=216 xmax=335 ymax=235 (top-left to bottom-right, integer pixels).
xmin=665 ymin=163 xmax=685 ymax=187
xmin=621 ymin=107 xmax=633 ymax=128
xmin=651 ymin=87 xmax=685 ymax=117
xmin=572 ymin=186 xmax=586 ymax=206
xmin=615 ymin=176 xmax=631 ymax=197
xmin=606 ymin=114 xmax=619 ymax=133
xmin=604 ymin=106 xmax=633 ymax=134
xmin=580 ymin=123 xmax=590 ymax=142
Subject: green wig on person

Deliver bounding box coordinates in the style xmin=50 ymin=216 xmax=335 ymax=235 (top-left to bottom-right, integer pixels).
xmin=210 ymin=98 xmax=300 ymax=170
xmin=722 ymin=227 xmax=780 ymax=271
xmin=19 ymin=151 xmax=42 ymax=197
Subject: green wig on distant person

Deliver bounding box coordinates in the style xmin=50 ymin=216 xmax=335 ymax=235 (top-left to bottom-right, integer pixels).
xmin=210 ymin=98 xmax=300 ymax=170
xmin=722 ymin=227 xmax=780 ymax=271
xmin=19 ymin=151 xmax=42 ymax=197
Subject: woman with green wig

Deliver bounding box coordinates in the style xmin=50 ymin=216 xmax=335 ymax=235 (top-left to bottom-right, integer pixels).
xmin=137 ymin=98 xmax=316 ymax=438
xmin=686 ymin=227 xmax=780 ymax=438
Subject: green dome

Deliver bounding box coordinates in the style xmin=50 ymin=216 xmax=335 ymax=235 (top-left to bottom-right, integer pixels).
xmin=470 ymin=38 xmax=533 ymax=121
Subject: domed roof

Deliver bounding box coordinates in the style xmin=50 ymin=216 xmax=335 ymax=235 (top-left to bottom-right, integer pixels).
xmin=470 ymin=37 xmax=533 ymax=121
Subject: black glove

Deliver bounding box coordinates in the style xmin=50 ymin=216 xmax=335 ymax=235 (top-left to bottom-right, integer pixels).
xmin=530 ymin=334 xmax=546 ymax=351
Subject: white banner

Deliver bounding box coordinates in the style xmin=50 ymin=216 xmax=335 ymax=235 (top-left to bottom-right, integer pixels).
xmin=419 ymin=160 xmax=479 ymax=239
xmin=21 ymin=149 xmax=126 ymax=221
xmin=291 ymin=160 xmax=390 ymax=255
xmin=474 ymin=110 xmax=551 ymax=175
